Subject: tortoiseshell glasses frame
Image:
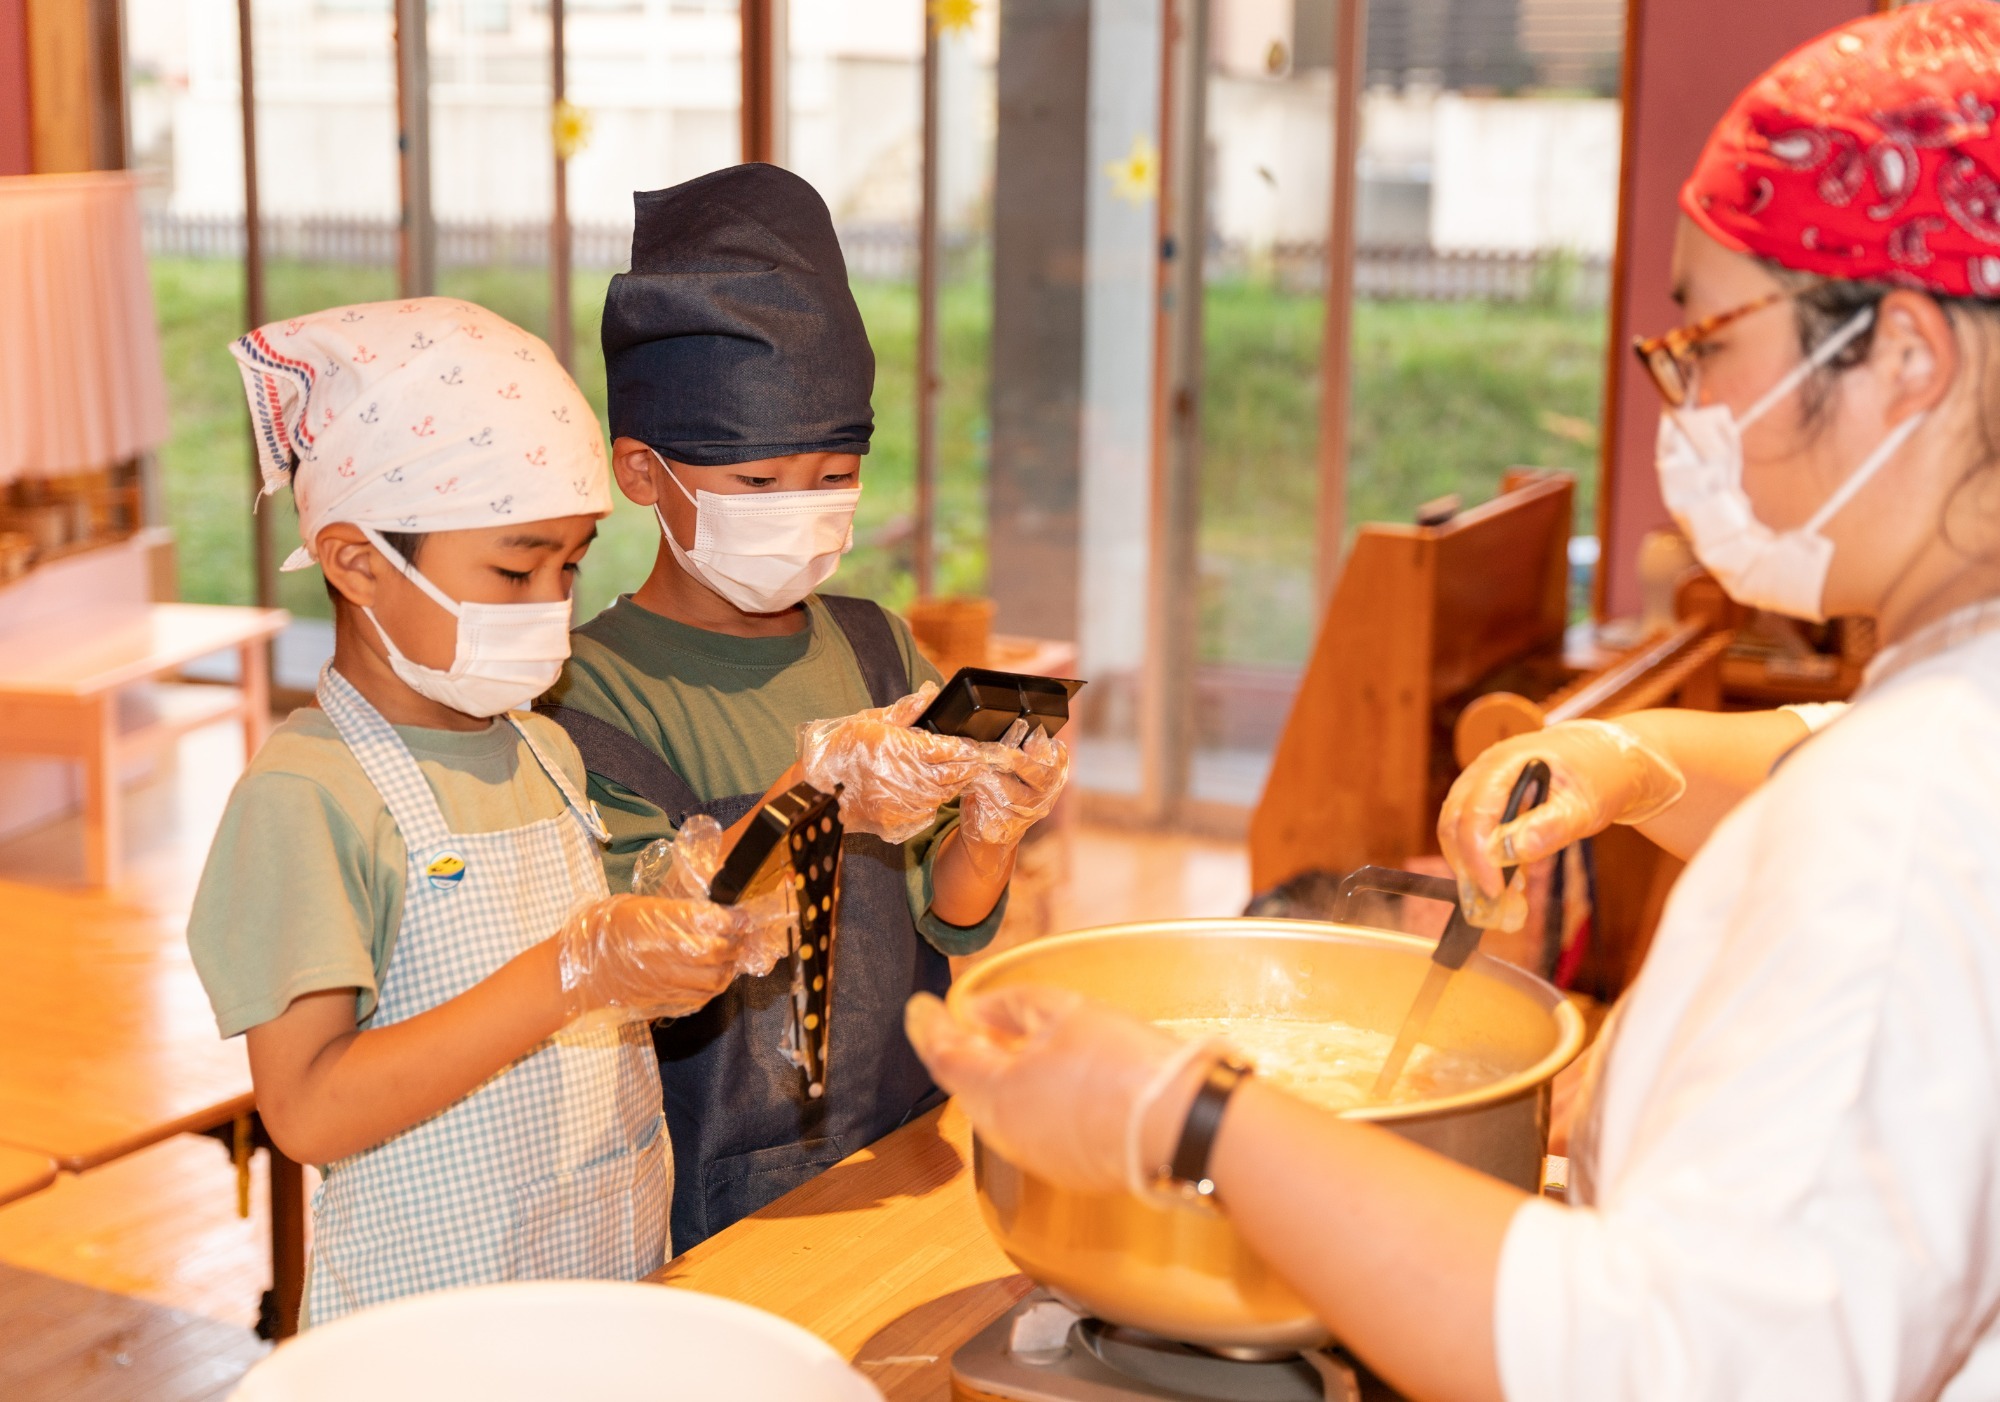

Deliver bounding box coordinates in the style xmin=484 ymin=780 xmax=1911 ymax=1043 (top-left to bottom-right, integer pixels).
xmin=1632 ymin=290 xmax=1793 ymax=407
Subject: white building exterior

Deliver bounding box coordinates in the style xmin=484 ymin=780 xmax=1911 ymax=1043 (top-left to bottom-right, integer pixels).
xmin=136 ymin=0 xmax=1615 ymax=257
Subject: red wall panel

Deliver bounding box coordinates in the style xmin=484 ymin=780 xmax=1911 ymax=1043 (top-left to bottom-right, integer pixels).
xmin=1599 ymin=0 xmax=1877 ymax=617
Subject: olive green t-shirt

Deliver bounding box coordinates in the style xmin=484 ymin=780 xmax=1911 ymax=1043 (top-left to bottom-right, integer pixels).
xmin=185 ymin=707 xmax=590 ymax=1039
xmin=547 ymin=593 xmax=1004 ymax=956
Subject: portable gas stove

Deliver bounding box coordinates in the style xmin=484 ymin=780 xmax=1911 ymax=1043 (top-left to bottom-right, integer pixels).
xmin=951 ymin=1292 xmax=1406 ymax=1402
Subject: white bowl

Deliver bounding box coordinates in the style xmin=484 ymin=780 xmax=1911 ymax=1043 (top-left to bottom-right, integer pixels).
xmin=232 ymin=1281 xmax=884 ymax=1401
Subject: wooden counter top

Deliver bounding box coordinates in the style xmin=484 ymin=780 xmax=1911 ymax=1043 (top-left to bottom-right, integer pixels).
xmin=651 ymin=1102 xmax=1032 ymax=1401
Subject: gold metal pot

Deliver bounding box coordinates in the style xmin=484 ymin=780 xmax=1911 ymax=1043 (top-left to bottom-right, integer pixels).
xmin=953 ymin=919 xmax=1587 ymax=1352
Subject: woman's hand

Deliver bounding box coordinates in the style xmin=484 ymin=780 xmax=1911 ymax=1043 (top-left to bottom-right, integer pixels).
xmin=798 ymin=683 xmax=989 ymax=843
xmin=905 ymin=986 xmax=1204 ymax=1194
xmin=1439 ymin=720 xmax=1685 ymax=931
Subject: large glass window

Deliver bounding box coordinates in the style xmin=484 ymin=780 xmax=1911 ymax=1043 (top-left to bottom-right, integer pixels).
xmin=135 ymin=0 xmax=749 ymax=648
xmin=1348 ymin=0 xmax=1619 ymax=576
xmin=1172 ymin=0 xmax=1624 ymax=811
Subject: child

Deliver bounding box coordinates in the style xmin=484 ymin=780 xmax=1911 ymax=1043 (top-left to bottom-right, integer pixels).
xmin=188 ymin=299 xmax=774 ymax=1325
xmin=542 ymin=164 xmax=1069 ymax=1248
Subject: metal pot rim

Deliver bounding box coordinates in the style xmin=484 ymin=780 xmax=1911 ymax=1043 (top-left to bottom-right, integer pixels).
xmin=952 ymin=917 xmax=1589 ymax=1121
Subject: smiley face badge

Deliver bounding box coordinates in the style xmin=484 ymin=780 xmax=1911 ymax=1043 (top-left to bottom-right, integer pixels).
xmin=425 ymin=850 xmax=468 ymax=891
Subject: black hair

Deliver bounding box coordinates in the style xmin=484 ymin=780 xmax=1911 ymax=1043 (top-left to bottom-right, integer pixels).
xmin=1769 ymin=261 xmax=2000 ymax=552
xmin=1763 ymin=263 xmax=1891 ymax=426
xmin=322 ymin=530 xmax=429 ymax=606
xmin=380 ymin=530 xmax=427 ymax=566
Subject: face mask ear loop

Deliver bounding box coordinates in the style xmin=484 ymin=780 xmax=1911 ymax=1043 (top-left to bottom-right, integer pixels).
xmin=357 ymin=523 xmax=464 ymax=618
xmin=1801 ymin=409 xmax=1928 ymax=537
xmin=648 ymin=448 xmax=700 ymax=509
xmin=1738 ymin=305 xmax=1877 ymax=431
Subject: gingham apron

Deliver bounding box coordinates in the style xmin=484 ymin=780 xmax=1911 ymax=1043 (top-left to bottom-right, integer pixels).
xmin=304 ymin=665 xmax=669 ymax=1327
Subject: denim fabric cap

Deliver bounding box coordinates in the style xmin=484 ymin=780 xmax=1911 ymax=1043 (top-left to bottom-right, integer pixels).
xmin=602 ymin=163 xmax=875 ymax=467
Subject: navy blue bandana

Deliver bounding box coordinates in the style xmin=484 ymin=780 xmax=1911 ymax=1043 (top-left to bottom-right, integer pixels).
xmin=602 ymin=164 xmax=874 ymax=466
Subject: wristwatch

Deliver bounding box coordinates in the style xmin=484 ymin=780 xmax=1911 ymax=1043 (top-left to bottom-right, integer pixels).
xmin=1163 ymin=1055 xmax=1254 ymax=1201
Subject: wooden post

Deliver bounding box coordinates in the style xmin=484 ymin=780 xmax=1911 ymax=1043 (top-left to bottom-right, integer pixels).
xmin=255 ymin=1116 xmax=305 ymax=1341
xmin=1142 ymin=0 xmax=1207 ymax=823
xmin=236 ymin=0 xmax=277 ymax=612
xmin=0 ymin=0 xmax=28 ymax=176
xmin=1315 ymin=0 xmax=1366 ymax=602
xmin=550 ymin=0 xmax=572 ymax=369
xmin=394 ymin=0 xmax=435 ymax=298
xmin=914 ymin=5 xmax=941 ymax=597
xmin=740 ymin=0 xmax=776 ymax=164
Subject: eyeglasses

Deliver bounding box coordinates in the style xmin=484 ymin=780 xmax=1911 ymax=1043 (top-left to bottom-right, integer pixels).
xmin=1632 ymin=290 xmax=1791 ymax=408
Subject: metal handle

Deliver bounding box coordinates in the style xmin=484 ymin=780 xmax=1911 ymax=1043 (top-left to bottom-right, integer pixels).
xmin=1334 ymin=865 xmax=1459 ymax=924
xmin=1495 ymin=758 xmax=1552 ymax=891
xmin=1335 ymin=759 xmax=1554 ymax=971
xmin=1432 ymin=759 xmax=1553 ymax=970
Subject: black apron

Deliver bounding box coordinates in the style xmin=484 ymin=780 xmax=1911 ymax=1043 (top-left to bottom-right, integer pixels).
xmin=542 ymin=595 xmax=950 ymax=1250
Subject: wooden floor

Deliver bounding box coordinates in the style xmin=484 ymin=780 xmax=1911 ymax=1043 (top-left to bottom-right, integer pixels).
xmin=0 ymin=719 xmax=1249 ymax=1395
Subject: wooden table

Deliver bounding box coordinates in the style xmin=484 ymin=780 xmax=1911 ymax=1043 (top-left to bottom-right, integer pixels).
xmin=0 ymin=1147 xmax=56 ymax=1208
xmin=654 ymin=1102 xmax=1031 ymax=1401
xmin=0 ymin=602 xmax=289 ymax=887
xmin=0 ymin=881 xmax=304 ymax=1338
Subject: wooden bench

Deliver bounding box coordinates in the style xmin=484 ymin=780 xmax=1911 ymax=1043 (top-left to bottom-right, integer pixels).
xmin=0 ymin=603 xmax=290 ymax=887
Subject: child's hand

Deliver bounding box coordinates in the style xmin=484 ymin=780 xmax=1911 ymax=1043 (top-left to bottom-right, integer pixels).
xmin=797 ymin=683 xmax=988 ymax=843
xmin=555 ymin=894 xmax=756 ymax=1023
xmin=959 ymin=721 xmax=1070 ymax=850
xmin=629 ymin=816 xmax=795 ymax=981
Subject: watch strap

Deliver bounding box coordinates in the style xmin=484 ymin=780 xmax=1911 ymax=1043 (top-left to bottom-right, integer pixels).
xmin=1167 ymin=1056 xmax=1253 ymax=1196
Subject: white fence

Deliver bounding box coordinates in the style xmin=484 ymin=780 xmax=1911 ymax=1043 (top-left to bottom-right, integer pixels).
xmin=142 ymin=211 xmax=1608 ymax=307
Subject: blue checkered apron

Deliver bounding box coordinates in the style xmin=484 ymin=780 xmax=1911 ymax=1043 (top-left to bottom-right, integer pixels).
xmin=304 ymin=665 xmax=669 ymax=1326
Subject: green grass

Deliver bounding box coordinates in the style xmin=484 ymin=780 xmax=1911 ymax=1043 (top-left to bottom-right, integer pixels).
xmin=1198 ymin=286 xmax=1606 ymax=665
xmin=149 ymin=258 xmax=1604 ymax=666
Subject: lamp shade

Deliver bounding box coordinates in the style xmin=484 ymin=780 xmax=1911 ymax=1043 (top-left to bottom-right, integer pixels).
xmin=0 ymin=172 xmax=170 ymax=484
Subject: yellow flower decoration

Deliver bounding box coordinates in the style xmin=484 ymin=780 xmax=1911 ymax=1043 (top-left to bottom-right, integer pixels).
xmin=1106 ymin=133 xmax=1158 ymax=205
xmin=553 ymin=99 xmax=593 ymax=162
xmin=929 ymin=0 xmax=979 ymax=34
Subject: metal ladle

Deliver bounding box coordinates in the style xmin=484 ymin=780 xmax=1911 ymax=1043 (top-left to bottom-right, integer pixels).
xmin=1339 ymin=759 xmax=1553 ymax=1099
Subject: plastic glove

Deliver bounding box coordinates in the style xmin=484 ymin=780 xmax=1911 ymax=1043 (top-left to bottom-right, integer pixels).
xmin=958 ymin=720 xmax=1071 ymax=849
xmin=631 ymin=815 xmax=792 ymax=981
xmin=555 ymin=894 xmax=749 ymax=1024
xmin=797 ymin=682 xmax=990 ymax=844
xmin=1438 ymin=718 xmax=1685 ymax=932
xmin=906 ymin=986 xmax=1218 ymax=1196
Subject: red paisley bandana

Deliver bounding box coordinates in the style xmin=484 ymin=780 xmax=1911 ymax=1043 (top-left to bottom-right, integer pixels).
xmin=1684 ymin=0 xmax=2000 ymax=298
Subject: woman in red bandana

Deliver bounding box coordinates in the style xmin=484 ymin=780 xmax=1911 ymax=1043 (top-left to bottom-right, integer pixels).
xmin=905 ymin=4 xmax=2000 ymax=1399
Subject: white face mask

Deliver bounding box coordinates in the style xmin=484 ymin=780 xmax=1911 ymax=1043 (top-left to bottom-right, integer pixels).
xmin=650 ymin=450 xmax=861 ymax=615
xmin=1655 ymin=306 xmax=1926 ymax=622
xmin=358 ymin=525 xmax=573 ymax=718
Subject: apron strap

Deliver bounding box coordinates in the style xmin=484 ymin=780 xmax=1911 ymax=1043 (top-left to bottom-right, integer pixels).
xmin=506 ymin=713 xmax=612 ymax=844
xmin=543 ymin=595 xmax=911 ymax=829
xmin=817 ymin=594 xmax=912 ymax=709
xmin=315 ymin=663 xmax=455 ymax=855
xmin=538 ymin=703 xmax=707 ymax=826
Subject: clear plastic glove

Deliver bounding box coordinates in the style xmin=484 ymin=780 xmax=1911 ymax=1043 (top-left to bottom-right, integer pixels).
xmin=959 ymin=720 xmax=1071 ymax=849
xmin=630 ymin=815 xmax=792 ymax=982
xmin=555 ymin=894 xmax=752 ymax=1024
xmin=1438 ymin=719 xmax=1686 ymax=931
xmin=905 ymin=986 xmax=1214 ymax=1196
xmin=797 ymin=682 xmax=989 ymax=844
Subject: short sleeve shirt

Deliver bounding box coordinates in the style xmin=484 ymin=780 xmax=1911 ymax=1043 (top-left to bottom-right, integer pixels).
xmin=186 ymin=707 xmax=588 ymax=1038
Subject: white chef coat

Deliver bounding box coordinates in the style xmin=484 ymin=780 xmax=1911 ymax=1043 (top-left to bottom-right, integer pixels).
xmin=1496 ymin=624 xmax=2000 ymax=1402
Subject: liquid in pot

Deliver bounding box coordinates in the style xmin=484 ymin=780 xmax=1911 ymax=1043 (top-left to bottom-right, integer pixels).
xmin=1156 ymin=1016 xmax=1506 ymax=1111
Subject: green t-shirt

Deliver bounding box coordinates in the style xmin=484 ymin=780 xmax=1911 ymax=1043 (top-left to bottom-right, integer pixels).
xmin=186 ymin=707 xmax=590 ymax=1039
xmin=547 ymin=593 xmax=1003 ymax=956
